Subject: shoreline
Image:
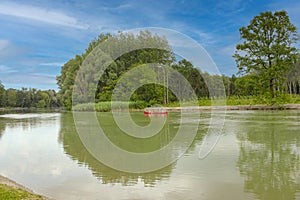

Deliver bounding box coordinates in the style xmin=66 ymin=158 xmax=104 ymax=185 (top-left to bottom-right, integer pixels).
xmin=0 ymin=175 xmax=50 ymax=199
xmin=165 ymin=104 xmax=300 ymax=111
xmin=2 ymin=104 xmax=300 ymax=113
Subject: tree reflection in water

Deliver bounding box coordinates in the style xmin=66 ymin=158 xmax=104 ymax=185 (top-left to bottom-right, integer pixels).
xmin=59 ymin=112 xmax=205 ymax=187
xmin=0 ymin=119 xmax=5 ymax=139
xmin=236 ymin=111 xmax=300 ymax=200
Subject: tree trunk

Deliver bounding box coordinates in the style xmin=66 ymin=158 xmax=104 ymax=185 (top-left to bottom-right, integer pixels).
xmin=269 ymin=79 xmax=274 ymax=98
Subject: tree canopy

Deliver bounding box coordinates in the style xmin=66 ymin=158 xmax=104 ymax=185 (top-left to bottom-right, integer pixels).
xmin=234 ymin=10 xmax=299 ymax=98
xmin=0 ymin=86 xmax=61 ymax=108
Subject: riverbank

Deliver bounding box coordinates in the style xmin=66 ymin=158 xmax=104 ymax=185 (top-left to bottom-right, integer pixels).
xmin=71 ymin=103 xmax=300 ymax=112
xmin=0 ymin=107 xmax=64 ymax=114
xmin=0 ymin=175 xmax=49 ymax=199
xmin=2 ymin=104 xmax=300 ymax=114
xmin=165 ymin=104 xmax=300 ymax=111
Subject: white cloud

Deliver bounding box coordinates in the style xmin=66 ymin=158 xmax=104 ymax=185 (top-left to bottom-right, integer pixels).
xmin=100 ymin=3 xmax=132 ymax=11
xmin=0 ymin=2 xmax=89 ymax=29
xmin=0 ymin=39 xmax=28 ymax=60
xmin=0 ymin=65 xmax=17 ymax=73
xmin=39 ymin=62 xmax=64 ymax=67
xmin=219 ymin=44 xmax=237 ymax=57
xmin=0 ymin=73 xmax=57 ymax=90
xmin=0 ymin=39 xmax=9 ymax=50
xmin=214 ymin=0 xmax=247 ymax=16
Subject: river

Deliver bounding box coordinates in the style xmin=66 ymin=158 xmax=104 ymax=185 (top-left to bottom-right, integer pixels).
xmin=0 ymin=111 xmax=300 ymax=199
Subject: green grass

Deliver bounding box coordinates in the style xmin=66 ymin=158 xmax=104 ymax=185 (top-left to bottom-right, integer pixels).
xmin=72 ymin=101 xmax=148 ymax=112
xmin=198 ymin=95 xmax=300 ymax=106
xmin=72 ymin=95 xmax=300 ymax=111
xmin=0 ymin=183 xmax=43 ymax=200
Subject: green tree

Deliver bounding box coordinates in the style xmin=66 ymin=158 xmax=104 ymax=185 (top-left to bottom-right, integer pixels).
xmin=36 ymin=91 xmax=50 ymax=108
xmin=235 ymin=75 xmax=257 ymax=96
xmin=16 ymin=87 xmax=31 ymax=107
xmin=5 ymin=88 xmax=17 ymax=107
xmin=172 ymin=59 xmax=208 ymax=98
xmin=57 ymin=55 xmax=83 ymax=109
xmin=0 ymin=81 xmax=5 ymax=107
xmin=287 ymin=54 xmax=300 ymax=94
xmin=229 ymin=74 xmax=237 ymax=95
xmin=234 ymin=10 xmax=299 ymax=98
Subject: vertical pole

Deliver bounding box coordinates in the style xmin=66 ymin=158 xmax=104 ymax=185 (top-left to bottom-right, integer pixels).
xmin=166 ymin=67 xmax=168 ymax=104
xmin=163 ymin=67 xmax=166 ymax=105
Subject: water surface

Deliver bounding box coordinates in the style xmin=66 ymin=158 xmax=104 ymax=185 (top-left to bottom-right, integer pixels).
xmin=0 ymin=111 xmax=300 ymax=199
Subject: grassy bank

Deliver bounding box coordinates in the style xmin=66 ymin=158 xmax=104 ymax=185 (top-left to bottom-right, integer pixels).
xmin=71 ymin=95 xmax=300 ymax=111
xmin=0 ymin=183 xmax=44 ymax=200
xmin=167 ymin=95 xmax=300 ymax=107
xmin=72 ymin=101 xmax=147 ymax=112
xmin=0 ymin=107 xmax=64 ymax=114
xmin=0 ymin=175 xmax=48 ymax=200
xmin=202 ymin=95 xmax=300 ymax=106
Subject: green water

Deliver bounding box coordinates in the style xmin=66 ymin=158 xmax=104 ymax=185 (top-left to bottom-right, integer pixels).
xmin=0 ymin=111 xmax=300 ymax=199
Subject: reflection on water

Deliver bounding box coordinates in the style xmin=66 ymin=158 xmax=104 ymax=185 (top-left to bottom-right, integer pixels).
xmin=59 ymin=113 xmax=176 ymax=187
xmin=233 ymin=111 xmax=300 ymax=200
xmin=0 ymin=113 xmax=60 ymax=131
xmin=0 ymin=119 xmax=5 ymax=139
xmin=0 ymin=111 xmax=300 ymax=199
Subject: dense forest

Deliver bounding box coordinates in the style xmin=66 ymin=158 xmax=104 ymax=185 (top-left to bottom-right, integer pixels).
xmin=1 ymin=11 xmax=300 ymax=109
xmin=0 ymin=84 xmax=61 ymax=108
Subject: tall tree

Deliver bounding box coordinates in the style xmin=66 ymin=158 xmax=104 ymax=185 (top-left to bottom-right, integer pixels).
xmin=172 ymin=59 xmax=208 ymax=98
xmin=233 ymin=11 xmax=299 ymax=98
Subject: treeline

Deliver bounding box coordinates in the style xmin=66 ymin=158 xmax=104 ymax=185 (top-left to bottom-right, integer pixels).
xmin=0 ymin=84 xmax=61 ymax=108
xmin=56 ymin=29 xmax=300 ymax=109
xmin=57 ymin=31 xmax=300 ymax=108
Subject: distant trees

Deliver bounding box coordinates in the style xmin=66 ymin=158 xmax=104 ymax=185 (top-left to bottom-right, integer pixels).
xmin=234 ymin=11 xmax=299 ymax=98
xmin=0 ymin=85 xmax=61 ymax=108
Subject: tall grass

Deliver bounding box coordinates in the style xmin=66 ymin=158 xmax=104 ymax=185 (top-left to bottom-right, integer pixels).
xmin=198 ymin=95 xmax=300 ymax=106
xmin=72 ymin=95 xmax=300 ymax=111
xmin=72 ymin=101 xmax=148 ymax=112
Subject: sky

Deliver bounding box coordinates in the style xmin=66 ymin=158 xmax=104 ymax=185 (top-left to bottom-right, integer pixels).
xmin=0 ymin=0 xmax=300 ymax=90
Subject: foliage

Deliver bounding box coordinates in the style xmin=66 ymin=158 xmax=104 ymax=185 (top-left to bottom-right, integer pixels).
xmin=0 ymin=82 xmax=5 ymax=107
xmin=234 ymin=10 xmax=299 ymax=98
xmin=0 ymin=86 xmax=61 ymax=108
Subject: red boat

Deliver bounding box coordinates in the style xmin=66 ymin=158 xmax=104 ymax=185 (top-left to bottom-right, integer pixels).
xmin=143 ymin=111 xmax=168 ymax=115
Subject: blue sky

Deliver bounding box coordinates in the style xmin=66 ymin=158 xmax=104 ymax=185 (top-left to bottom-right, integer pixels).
xmin=0 ymin=0 xmax=300 ymax=90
